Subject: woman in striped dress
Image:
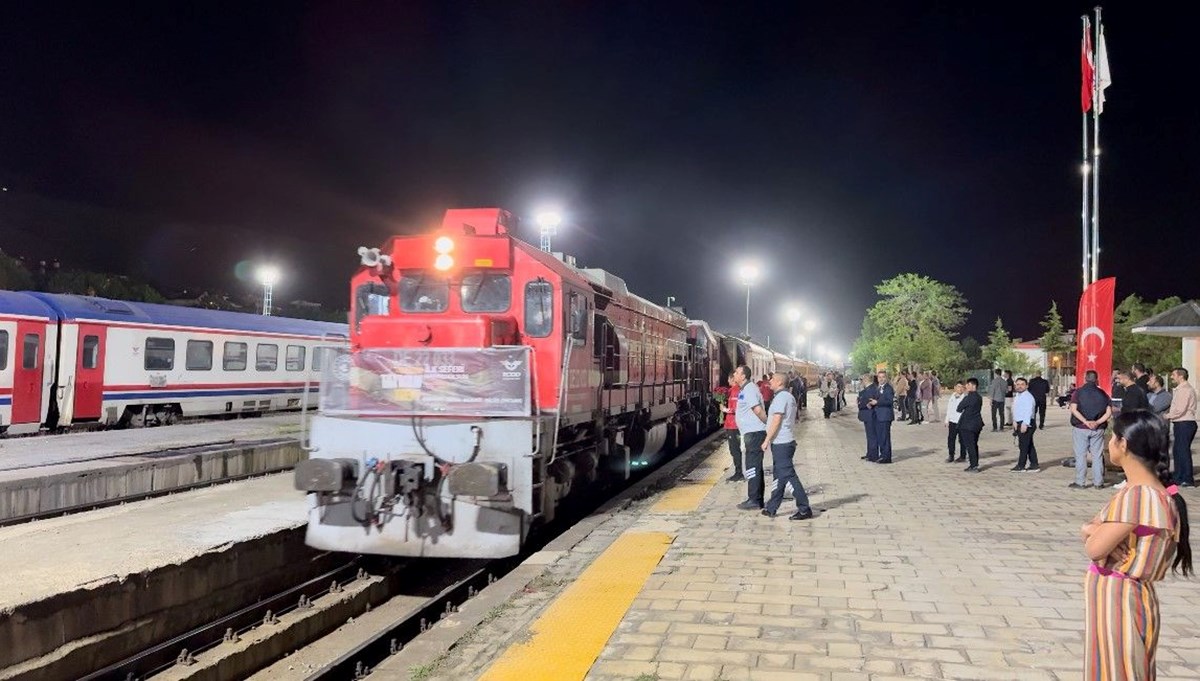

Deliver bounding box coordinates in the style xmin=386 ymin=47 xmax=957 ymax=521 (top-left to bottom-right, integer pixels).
xmin=1080 ymin=410 xmax=1193 ymax=680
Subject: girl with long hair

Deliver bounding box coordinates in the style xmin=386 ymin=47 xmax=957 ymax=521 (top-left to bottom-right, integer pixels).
xmin=1080 ymin=410 xmax=1193 ymax=679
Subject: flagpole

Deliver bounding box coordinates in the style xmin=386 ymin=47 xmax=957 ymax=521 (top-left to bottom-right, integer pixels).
xmin=1081 ymin=15 xmax=1092 ymax=290
xmin=1090 ymin=6 xmax=1103 ymax=284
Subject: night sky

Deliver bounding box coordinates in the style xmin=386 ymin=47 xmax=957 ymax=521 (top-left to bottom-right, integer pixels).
xmin=2 ymin=2 xmax=1195 ymax=353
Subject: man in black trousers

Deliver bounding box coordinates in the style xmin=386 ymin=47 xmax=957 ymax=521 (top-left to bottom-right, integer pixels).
xmin=857 ymin=373 xmax=879 ymax=461
xmin=1027 ymin=370 xmax=1051 ymax=430
xmin=866 ymin=369 xmax=895 ymax=464
xmin=957 ymin=377 xmax=985 ymax=472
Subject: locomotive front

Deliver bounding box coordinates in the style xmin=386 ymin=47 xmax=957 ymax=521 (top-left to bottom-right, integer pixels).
xmin=295 ymin=208 xmax=559 ymax=558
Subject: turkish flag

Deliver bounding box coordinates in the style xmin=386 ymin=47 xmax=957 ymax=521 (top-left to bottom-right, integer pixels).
xmin=1081 ymin=18 xmax=1094 ymax=113
xmin=1075 ymin=277 xmax=1115 ymax=394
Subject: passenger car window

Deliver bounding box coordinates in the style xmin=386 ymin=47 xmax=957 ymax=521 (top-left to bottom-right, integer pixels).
xmin=186 ymin=340 xmax=213 ymax=371
xmin=22 ymin=333 xmax=39 ymax=369
xmin=460 ymin=273 xmax=511 ymax=313
xmin=223 ymin=342 xmax=248 ymax=371
xmin=144 ymin=337 xmax=175 ymax=370
xmin=285 ymin=345 xmax=305 ymax=371
xmin=82 ymin=335 xmax=100 ymax=369
xmin=312 ymin=346 xmax=325 ymax=372
xmin=399 ymin=275 xmax=449 ymax=313
xmin=0 ymin=330 xmax=8 ymax=371
xmin=524 ymin=281 xmax=554 ymax=338
xmin=256 ymin=344 xmax=279 ymax=371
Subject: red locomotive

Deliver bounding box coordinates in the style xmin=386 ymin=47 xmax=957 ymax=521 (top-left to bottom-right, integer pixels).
xmin=296 ymin=208 xmax=821 ymax=557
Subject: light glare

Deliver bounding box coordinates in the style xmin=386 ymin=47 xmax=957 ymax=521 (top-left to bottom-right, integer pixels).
xmin=434 ymin=236 xmax=455 ymax=254
xmin=434 ymin=254 xmax=454 ymax=271
xmin=257 ymin=265 xmax=280 ymax=286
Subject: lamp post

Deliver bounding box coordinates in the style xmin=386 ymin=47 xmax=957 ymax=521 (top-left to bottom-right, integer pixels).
xmin=257 ymin=265 xmax=279 ymax=316
xmin=534 ymin=208 xmax=563 ymax=253
xmin=737 ymin=262 xmax=760 ymax=337
xmin=803 ymin=319 xmax=817 ymax=359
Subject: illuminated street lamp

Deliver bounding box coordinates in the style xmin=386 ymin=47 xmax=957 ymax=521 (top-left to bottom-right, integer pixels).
xmin=803 ymin=319 xmax=818 ymax=359
xmin=534 ymin=208 xmax=563 ymax=253
xmin=737 ymin=262 xmax=760 ymax=337
xmin=257 ymin=265 xmax=280 ymax=316
xmin=792 ymin=334 xmax=805 ymax=358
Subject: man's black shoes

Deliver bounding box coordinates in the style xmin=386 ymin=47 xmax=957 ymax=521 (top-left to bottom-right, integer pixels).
xmin=790 ymin=510 xmax=814 ymax=520
xmin=737 ymin=500 xmax=763 ymax=510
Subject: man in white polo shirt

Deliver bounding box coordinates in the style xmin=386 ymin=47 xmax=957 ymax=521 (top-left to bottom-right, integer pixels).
xmin=734 ymin=364 xmax=768 ymax=510
xmin=761 ymin=372 xmax=813 ymax=520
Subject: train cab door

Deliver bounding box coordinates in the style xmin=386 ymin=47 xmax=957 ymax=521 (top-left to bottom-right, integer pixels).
xmin=73 ymin=324 xmax=106 ymax=421
xmin=12 ymin=320 xmax=45 ymax=427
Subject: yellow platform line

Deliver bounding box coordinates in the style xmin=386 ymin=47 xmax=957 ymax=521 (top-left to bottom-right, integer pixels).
xmin=478 ymin=531 xmax=673 ymax=681
xmin=650 ymin=451 xmax=727 ymax=513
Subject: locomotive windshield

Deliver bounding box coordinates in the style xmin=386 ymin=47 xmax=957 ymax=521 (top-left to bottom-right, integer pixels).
xmin=399 ymin=275 xmax=449 ymax=313
xmin=460 ymin=273 xmax=511 ymax=313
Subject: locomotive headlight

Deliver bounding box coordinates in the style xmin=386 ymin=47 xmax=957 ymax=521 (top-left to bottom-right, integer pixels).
xmin=434 ymin=254 xmax=454 ymax=271
xmin=434 ymin=236 xmax=455 ymax=254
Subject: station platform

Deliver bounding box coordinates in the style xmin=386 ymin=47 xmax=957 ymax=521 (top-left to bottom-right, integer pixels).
xmin=0 ymin=414 xmax=303 ymax=522
xmin=399 ymin=404 xmax=1200 ymax=681
xmin=0 ymin=473 xmax=305 ymax=679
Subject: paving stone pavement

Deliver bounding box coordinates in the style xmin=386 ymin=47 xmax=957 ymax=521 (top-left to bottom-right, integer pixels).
xmin=427 ymin=403 xmax=1200 ymax=681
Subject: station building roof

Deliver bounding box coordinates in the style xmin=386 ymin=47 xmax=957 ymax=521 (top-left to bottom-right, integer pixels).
xmin=1132 ymin=300 xmax=1200 ymax=338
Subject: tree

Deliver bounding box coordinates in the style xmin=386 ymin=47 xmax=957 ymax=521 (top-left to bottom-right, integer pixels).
xmin=852 ymin=274 xmax=970 ymax=378
xmin=959 ymin=336 xmax=987 ymax=370
xmin=46 ymin=270 xmax=166 ymax=302
xmin=1112 ymin=295 xmax=1183 ymax=374
xmin=0 ymin=252 xmax=34 ymax=290
xmin=982 ymin=317 xmax=1012 ymax=367
xmin=1038 ymin=301 xmax=1073 ymax=381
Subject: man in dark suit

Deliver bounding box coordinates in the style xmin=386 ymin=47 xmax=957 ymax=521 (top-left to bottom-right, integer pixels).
xmin=957 ymin=377 xmax=985 ymax=472
xmin=1027 ymin=371 xmax=1052 ymax=430
xmin=857 ymin=373 xmax=879 ymax=461
xmin=867 ymin=369 xmax=895 ymax=464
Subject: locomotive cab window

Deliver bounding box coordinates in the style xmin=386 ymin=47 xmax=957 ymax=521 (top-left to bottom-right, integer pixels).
xmin=285 ymin=345 xmax=306 ymax=371
xmin=223 ymin=342 xmax=248 ymax=371
xmin=0 ymin=330 xmax=8 ymax=371
xmin=144 ymin=337 xmax=175 ymax=371
xmin=256 ymin=344 xmax=279 ymax=371
xmin=399 ymin=275 xmax=449 ymax=313
xmin=81 ymin=335 xmax=100 ymax=369
xmin=524 ymin=281 xmax=554 ymax=338
xmin=186 ymin=340 xmax=213 ymax=371
xmin=460 ymin=273 xmax=511 ymax=313
xmin=568 ymin=292 xmax=587 ymax=344
xmin=354 ymin=282 xmax=390 ymax=330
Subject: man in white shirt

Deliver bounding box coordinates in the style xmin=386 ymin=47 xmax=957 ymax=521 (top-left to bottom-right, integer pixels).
xmin=943 ymin=381 xmax=966 ymax=463
xmin=761 ymin=373 xmax=813 ymax=520
xmin=1011 ymin=377 xmax=1040 ymax=472
xmin=734 ymin=364 xmax=769 ymax=509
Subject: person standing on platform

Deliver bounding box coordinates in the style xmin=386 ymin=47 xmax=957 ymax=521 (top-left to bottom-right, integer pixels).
xmin=930 ymin=370 xmax=942 ymax=422
xmin=733 ymin=365 xmax=768 ymax=510
xmin=1079 ymin=410 xmax=1193 ymax=681
xmin=944 ymin=381 xmax=966 ymax=463
xmin=858 ymin=373 xmax=879 ymax=461
xmin=757 ymin=374 xmax=773 ymax=410
xmin=1011 ymin=377 xmax=1040 ymax=473
xmin=717 ymin=371 xmax=744 ymax=483
xmin=868 ymin=369 xmax=895 ymax=464
xmin=1069 ymin=370 xmax=1113 ymax=490
xmin=1165 ymin=368 xmax=1197 ymax=487
xmin=820 ymin=372 xmax=836 ymax=419
xmin=797 ymin=374 xmax=808 ymax=410
xmin=1004 ymin=370 xmax=1015 ymax=427
xmin=1117 ymin=371 xmax=1149 ymax=413
xmin=1148 ymin=374 xmax=1172 ymax=416
xmin=761 ymin=373 xmax=813 ymax=520
xmin=835 ymin=373 xmax=846 ymax=411
xmin=1132 ymin=362 xmax=1151 ymax=392
xmin=989 ymin=369 xmax=1007 ymax=432
xmin=915 ymin=371 xmax=933 ymax=426
xmin=957 ymin=378 xmax=984 ymax=472
xmin=1028 ymin=370 xmax=1051 ymax=430
xmin=894 ymin=371 xmax=910 ymax=422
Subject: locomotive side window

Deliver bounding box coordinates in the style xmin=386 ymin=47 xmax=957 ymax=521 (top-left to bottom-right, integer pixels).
xmin=81 ymin=335 xmax=100 ymax=369
xmin=285 ymin=345 xmax=306 ymax=371
xmin=399 ymin=276 xmax=449 ymax=313
xmin=0 ymin=330 xmax=7 ymax=371
xmin=524 ymin=281 xmax=554 ymax=338
xmin=186 ymin=340 xmax=213 ymax=371
xmin=256 ymin=343 xmax=279 ymax=371
xmin=354 ymin=282 xmax=391 ymax=330
xmin=223 ymin=342 xmax=248 ymax=371
xmin=568 ymin=292 xmax=587 ymax=344
xmin=144 ymin=338 xmax=175 ymax=371
xmin=460 ymin=273 xmax=511 ymax=313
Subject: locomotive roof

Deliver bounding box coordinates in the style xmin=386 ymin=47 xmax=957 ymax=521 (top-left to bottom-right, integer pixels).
xmin=0 ymin=290 xmax=55 ymax=319
xmin=27 ymin=292 xmax=348 ymax=338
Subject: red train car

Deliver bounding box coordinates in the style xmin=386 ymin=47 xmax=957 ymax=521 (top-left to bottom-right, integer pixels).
xmin=298 ymin=208 xmax=719 ymax=557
